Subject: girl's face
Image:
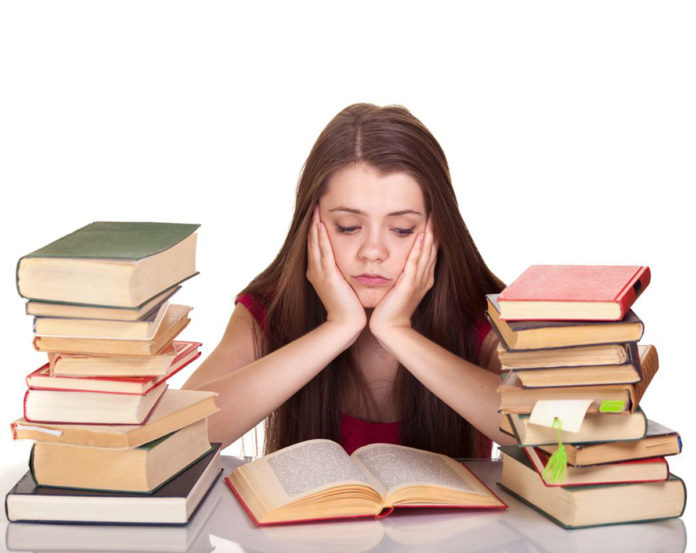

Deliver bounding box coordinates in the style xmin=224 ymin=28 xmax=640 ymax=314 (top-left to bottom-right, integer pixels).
xmin=319 ymin=163 xmax=428 ymax=308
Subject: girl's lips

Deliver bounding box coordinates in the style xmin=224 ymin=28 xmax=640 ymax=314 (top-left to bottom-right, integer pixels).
xmin=354 ymin=274 xmax=392 ymax=287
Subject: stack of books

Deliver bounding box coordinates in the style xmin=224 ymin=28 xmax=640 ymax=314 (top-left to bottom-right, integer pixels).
xmin=490 ymin=265 xmax=686 ymax=529
xmin=6 ymin=221 xmax=222 ymax=525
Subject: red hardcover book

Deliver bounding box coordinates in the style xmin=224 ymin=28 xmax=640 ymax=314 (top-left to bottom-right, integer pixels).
xmin=225 ymin=440 xmax=506 ymax=526
xmin=521 ymin=447 xmax=669 ymax=487
xmin=497 ymin=265 xmax=650 ymax=321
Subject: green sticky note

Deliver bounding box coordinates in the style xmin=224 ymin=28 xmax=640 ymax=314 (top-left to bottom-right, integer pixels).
xmin=599 ymin=400 xmax=625 ymax=413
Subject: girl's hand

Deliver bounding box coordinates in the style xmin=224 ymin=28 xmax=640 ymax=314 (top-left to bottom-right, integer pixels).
xmin=306 ymin=206 xmax=367 ymax=333
xmin=369 ymin=216 xmax=438 ymax=336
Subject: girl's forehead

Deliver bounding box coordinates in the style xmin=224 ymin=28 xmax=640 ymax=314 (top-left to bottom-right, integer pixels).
xmin=322 ymin=164 xmax=425 ymax=214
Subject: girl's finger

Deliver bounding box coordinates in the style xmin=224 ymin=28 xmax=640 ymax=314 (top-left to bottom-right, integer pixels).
xmin=403 ymin=232 xmax=425 ymax=280
xmin=307 ymin=207 xmax=321 ymax=270
xmin=317 ymin=219 xmax=335 ymax=266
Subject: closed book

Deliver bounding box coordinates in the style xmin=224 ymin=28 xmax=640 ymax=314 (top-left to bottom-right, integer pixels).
xmin=500 ymin=408 xmax=648 ymax=446
xmin=12 ymin=388 xmax=218 ymax=449
xmin=23 ymin=380 xmax=168 ymax=424
xmin=17 ymin=221 xmax=200 ymax=307
xmin=497 ymin=265 xmax=650 ymax=321
xmin=5 ymin=444 xmax=222 ymax=524
xmin=538 ymin=419 xmax=683 ymax=466
xmin=486 ymin=294 xmax=645 ymax=350
xmin=226 ymin=439 xmax=506 ymax=525
xmin=497 ymin=342 xmax=634 ymax=369
xmin=32 ymin=301 xmax=171 ymax=340
xmin=6 ymin=487 xmax=220 ymax=552
xmin=31 ymin=419 xmax=211 ymax=492
xmin=25 ymin=284 xmax=181 ymax=321
xmin=27 ymin=345 xmax=199 ymax=394
xmin=33 ymin=304 xmax=192 ymax=356
xmin=498 ymin=446 xmax=685 ymax=528
xmin=506 ymin=341 xmax=642 ymax=388
xmin=519 ymin=446 xmax=669 ymax=487
xmin=50 ymin=340 xmax=201 ymax=377
xmin=497 ymin=344 xmax=658 ymax=414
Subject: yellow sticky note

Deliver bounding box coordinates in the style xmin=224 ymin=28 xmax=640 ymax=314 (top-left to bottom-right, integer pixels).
xmin=529 ymin=399 xmax=593 ymax=433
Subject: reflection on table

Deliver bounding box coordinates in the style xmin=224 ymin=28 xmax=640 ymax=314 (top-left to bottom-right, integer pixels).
xmin=4 ymin=457 xmax=687 ymax=553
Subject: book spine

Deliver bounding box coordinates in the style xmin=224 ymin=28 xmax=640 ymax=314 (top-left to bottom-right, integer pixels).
xmin=616 ymin=266 xmax=651 ymax=319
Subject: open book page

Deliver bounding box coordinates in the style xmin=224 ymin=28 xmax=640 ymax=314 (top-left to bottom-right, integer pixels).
xmin=351 ymin=443 xmax=493 ymax=501
xmin=237 ymin=439 xmax=378 ymax=512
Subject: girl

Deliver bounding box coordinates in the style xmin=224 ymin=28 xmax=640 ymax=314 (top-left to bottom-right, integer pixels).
xmin=184 ymin=103 xmax=515 ymax=458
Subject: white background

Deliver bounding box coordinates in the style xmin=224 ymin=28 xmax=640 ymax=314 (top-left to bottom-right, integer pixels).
xmin=1 ymin=0 xmax=694 ymax=537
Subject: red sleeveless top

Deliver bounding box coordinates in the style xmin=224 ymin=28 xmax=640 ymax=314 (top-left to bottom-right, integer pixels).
xmin=236 ymin=293 xmax=494 ymax=457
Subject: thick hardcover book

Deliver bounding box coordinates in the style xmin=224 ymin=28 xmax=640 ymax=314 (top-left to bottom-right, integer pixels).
xmin=498 ymin=446 xmax=686 ymax=529
xmin=538 ymin=419 xmax=683 ymax=466
xmin=486 ymin=294 xmax=645 ymax=351
xmin=226 ymin=439 xmax=506 ymax=526
xmin=23 ymin=380 xmax=168 ymax=425
xmin=518 ymin=446 xmax=669 ymax=487
xmin=497 ymin=265 xmax=650 ymax=321
xmin=5 ymin=444 xmax=222 ymax=525
xmin=12 ymin=388 xmax=218 ymax=449
xmin=500 ymin=408 xmax=648 ymax=446
xmin=17 ymin=221 xmax=200 ymax=307
xmin=30 ymin=420 xmax=212 ymax=492
xmin=25 ymin=283 xmax=181 ymax=321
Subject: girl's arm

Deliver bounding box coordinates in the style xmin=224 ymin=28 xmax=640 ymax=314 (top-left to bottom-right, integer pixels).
xmin=371 ymin=323 xmax=515 ymax=446
xmin=369 ymin=217 xmax=515 ymax=446
xmin=183 ymin=207 xmax=366 ymax=449
xmin=182 ymin=304 xmax=362 ymax=449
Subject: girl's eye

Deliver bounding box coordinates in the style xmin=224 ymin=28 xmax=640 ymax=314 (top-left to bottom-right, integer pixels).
xmin=393 ymin=226 xmax=416 ymax=237
xmin=336 ymin=225 xmax=360 ymax=234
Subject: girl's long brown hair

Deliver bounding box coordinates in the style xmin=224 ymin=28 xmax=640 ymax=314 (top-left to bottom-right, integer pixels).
xmin=240 ymin=103 xmax=504 ymax=457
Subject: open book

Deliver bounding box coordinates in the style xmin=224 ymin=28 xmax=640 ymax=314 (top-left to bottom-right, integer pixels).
xmin=225 ymin=439 xmax=506 ymax=525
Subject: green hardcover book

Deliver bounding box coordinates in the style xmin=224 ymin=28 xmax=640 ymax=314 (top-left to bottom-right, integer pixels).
xmin=17 ymin=221 xmax=200 ymax=307
xmin=498 ymin=445 xmax=686 ymax=529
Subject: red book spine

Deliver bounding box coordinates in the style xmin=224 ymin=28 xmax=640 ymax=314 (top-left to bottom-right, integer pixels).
xmin=616 ymin=266 xmax=651 ymax=320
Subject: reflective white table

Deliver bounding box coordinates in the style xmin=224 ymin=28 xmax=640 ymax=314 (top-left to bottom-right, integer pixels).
xmin=2 ymin=456 xmax=687 ymax=553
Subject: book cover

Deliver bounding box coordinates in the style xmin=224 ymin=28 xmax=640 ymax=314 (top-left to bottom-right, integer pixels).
xmin=19 ymin=221 xmax=200 ymax=261
xmin=497 ymin=265 xmax=650 ymax=321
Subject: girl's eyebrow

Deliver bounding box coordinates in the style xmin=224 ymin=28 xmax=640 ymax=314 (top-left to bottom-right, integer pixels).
xmin=328 ymin=207 xmax=424 ymax=217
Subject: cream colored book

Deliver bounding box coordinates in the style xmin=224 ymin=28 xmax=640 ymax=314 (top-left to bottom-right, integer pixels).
xmin=31 ymin=419 xmax=211 ymax=492
xmin=33 ymin=305 xmax=191 ymax=356
xmin=11 ymin=388 xmax=218 ymax=449
xmin=32 ymin=302 xmax=171 ymax=340
xmin=226 ymin=439 xmax=506 ymax=525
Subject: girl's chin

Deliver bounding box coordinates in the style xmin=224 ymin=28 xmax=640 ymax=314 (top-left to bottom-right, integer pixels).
xmin=357 ymin=288 xmax=388 ymax=308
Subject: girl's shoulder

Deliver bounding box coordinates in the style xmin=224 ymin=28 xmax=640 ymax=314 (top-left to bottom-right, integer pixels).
xmin=235 ymin=292 xmax=268 ymax=331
